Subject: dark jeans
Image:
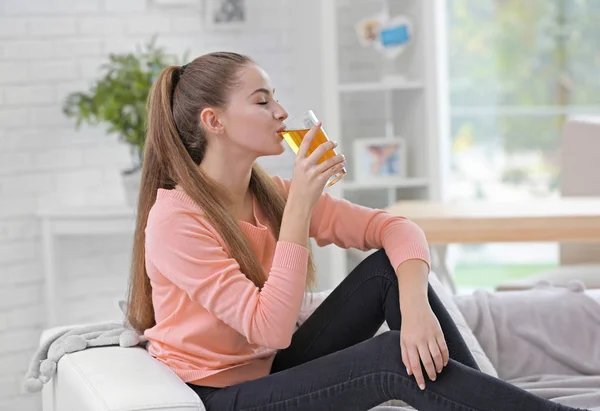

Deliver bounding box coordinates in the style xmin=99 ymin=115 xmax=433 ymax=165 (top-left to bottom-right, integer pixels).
xmin=189 ymin=249 xmax=584 ymax=411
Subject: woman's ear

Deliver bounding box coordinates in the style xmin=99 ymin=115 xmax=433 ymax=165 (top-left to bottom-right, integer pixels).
xmin=199 ymin=108 xmax=224 ymax=135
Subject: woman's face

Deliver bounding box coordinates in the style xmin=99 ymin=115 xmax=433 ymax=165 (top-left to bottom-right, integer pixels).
xmin=218 ymin=63 xmax=289 ymax=157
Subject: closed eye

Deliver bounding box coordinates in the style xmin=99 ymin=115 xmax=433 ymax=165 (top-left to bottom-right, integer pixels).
xmin=257 ymin=98 xmax=279 ymax=106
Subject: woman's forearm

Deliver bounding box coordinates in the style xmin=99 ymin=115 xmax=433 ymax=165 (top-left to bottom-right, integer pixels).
xmin=396 ymin=259 xmax=430 ymax=311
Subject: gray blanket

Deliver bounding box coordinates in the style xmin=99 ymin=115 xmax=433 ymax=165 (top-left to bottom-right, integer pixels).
xmin=453 ymin=283 xmax=600 ymax=410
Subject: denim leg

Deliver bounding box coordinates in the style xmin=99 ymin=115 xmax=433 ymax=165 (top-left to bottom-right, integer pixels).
xmin=272 ymin=249 xmax=478 ymax=373
xmin=190 ymin=331 xmax=580 ymax=411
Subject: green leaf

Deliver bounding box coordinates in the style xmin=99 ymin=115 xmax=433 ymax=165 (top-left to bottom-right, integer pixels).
xmin=61 ymin=35 xmax=187 ymax=153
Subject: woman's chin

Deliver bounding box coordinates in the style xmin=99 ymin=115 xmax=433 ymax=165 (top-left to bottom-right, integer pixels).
xmin=257 ymin=144 xmax=285 ymax=158
xmin=270 ymin=142 xmax=286 ymax=156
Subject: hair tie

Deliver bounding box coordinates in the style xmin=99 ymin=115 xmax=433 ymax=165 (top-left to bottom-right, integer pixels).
xmin=180 ymin=63 xmax=189 ymax=75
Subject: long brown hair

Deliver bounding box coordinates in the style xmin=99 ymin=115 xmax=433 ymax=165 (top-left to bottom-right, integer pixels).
xmin=127 ymin=52 xmax=316 ymax=332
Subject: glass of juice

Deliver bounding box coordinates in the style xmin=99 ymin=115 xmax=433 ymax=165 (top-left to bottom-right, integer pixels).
xmin=279 ymin=110 xmax=347 ymax=187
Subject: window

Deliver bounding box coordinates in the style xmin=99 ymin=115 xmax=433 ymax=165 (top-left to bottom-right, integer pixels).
xmin=446 ymin=0 xmax=600 ymax=290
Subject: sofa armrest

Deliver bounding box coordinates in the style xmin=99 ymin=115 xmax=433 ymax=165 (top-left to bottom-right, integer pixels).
xmin=42 ymin=345 xmax=205 ymax=411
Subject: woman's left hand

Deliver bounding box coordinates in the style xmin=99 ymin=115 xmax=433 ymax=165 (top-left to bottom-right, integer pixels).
xmin=400 ymin=300 xmax=449 ymax=390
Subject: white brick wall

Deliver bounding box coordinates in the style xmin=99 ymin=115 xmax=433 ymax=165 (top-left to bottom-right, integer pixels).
xmin=0 ymin=0 xmax=329 ymax=409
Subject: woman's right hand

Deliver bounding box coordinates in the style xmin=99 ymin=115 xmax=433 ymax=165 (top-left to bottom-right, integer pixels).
xmin=288 ymin=121 xmax=346 ymax=211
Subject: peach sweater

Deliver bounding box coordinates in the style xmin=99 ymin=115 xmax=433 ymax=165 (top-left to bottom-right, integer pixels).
xmin=144 ymin=176 xmax=430 ymax=387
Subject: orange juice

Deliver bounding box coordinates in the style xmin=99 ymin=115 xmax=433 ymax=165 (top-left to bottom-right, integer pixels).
xmin=280 ymin=128 xmax=336 ymax=163
xmin=280 ymin=128 xmax=347 ymax=186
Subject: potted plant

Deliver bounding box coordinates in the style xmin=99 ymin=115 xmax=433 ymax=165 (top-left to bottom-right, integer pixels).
xmin=62 ymin=37 xmax=186 ymax=206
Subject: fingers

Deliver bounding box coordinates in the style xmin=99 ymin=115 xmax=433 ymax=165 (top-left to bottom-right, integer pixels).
xmin=400 ymin=339 xmax=411 ymax=375
xmin=406 ymin=338 xmax=448 ymax=391
xmin=315 ymin=153 xmax=345 ymax=174
xmin=407 ymin=346 xmax=425 ymax=390
xmin=437 ymin=334 xmax=450 ymax=367
xmin=428 ymin=339 xmax=444 ymax=374
xmin=307 ymin=139 xmax=337 ymax=166
xmin=418 ymin=344 xmax=438 ymax=383
xmin=296 ymin=121 xmax=321 ymax=159
xmin=323 ymin=161 xmax=346 ymax=183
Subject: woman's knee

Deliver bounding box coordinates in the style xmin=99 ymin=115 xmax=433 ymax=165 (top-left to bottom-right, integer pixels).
xmin=366 ymin=248 xmax=390 ymax=265
xmin=367 ymin=331 xmax=403 ymax=363
xmin=373 ymin=329 xmax=400 ymax=347
xmin=355 ymin=249 xmax=397 ymax=280
xmin=361 ymin=250 xmax=437 ymax=292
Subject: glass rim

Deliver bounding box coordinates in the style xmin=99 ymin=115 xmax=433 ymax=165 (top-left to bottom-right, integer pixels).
xmin=283 ymin=109 xmax=318 ymax=130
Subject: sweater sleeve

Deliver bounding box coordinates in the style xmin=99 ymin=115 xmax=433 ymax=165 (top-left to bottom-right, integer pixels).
xmin=272 ymin=176 xmax=431 ymax=273
xmin=145 ymin=212 xmax=309 ymax=349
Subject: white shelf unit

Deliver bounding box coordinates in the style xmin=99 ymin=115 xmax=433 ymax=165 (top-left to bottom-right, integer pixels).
xmin=320 ymin=0 xmax=449 ymax=284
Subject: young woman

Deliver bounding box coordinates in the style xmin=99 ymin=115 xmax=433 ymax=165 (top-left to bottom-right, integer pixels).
xmin=127 ymin=52 xmax=586 ymax=411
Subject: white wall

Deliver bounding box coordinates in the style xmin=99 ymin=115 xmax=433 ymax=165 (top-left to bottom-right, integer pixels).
xmin=0 ymin=0 xmax=325 ymax=409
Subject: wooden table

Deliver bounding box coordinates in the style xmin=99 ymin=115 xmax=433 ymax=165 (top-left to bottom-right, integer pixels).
xmin=386 ymin=197 xmax=600 ymax=291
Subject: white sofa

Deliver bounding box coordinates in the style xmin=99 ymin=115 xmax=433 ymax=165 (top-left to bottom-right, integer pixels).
xmin=40 ymin=275 xmax=600 ymax=411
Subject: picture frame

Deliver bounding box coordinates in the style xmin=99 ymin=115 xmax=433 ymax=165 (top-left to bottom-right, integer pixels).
xmin=352 ymin=137 xmax=407 ymax=182
xmin=205 ymin=0 xmax=246 ymax=29
xmin=355 ymin=14 xmax=413 ymax=60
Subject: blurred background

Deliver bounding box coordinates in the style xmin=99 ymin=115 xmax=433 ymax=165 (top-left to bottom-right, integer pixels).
xmin=1 ymin=0 xmax=599 ymax=409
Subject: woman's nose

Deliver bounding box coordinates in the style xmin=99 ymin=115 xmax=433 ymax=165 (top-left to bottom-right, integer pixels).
xmin=274 ymin=102 xmax=288 ymax=121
